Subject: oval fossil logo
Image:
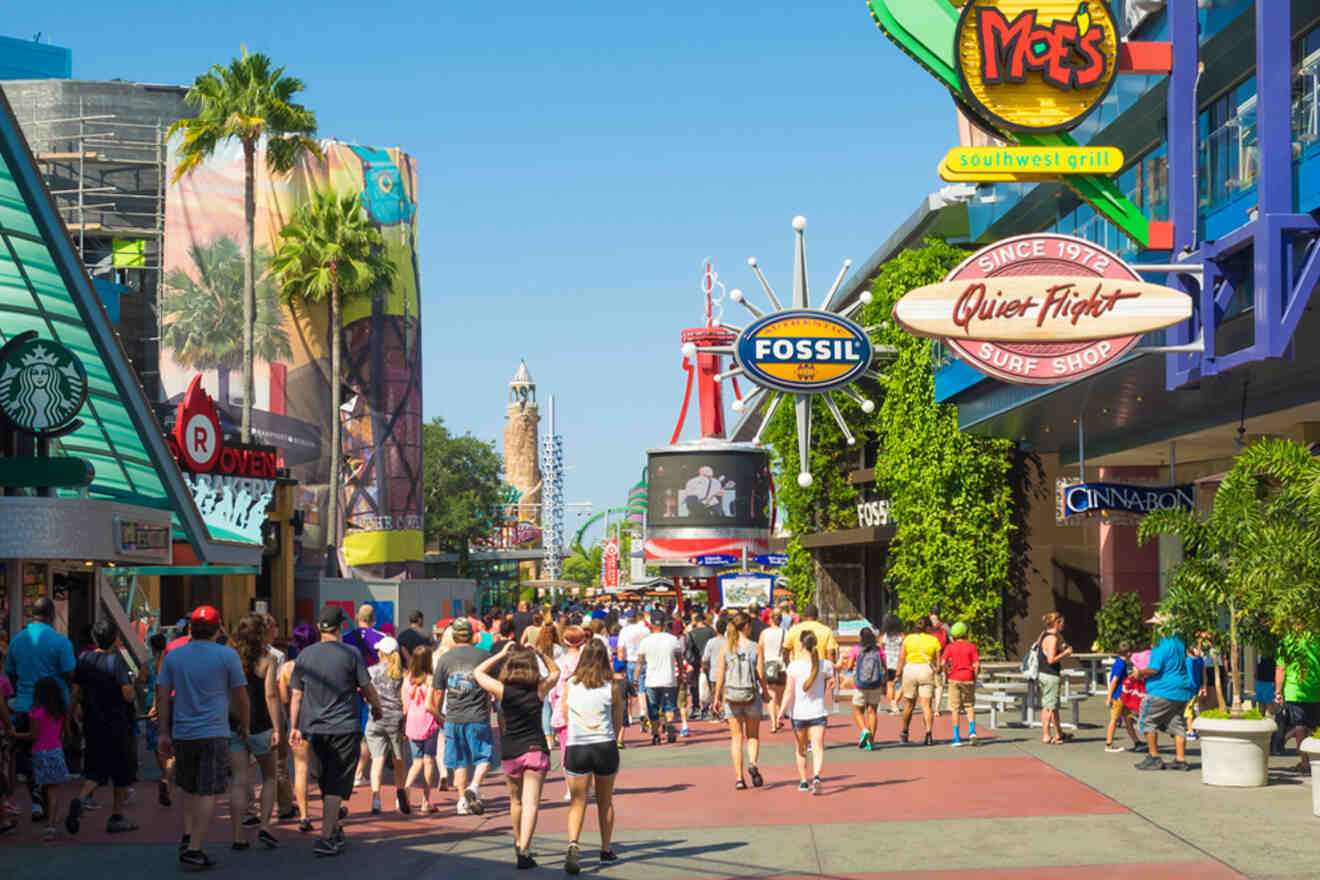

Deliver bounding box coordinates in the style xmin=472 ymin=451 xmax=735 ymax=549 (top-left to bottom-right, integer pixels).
xmin=734 ymin=310 xmax=873 ymax=394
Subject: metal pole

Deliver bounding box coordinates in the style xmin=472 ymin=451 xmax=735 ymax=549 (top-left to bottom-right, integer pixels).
xmin=1078 ymin=413 xmax=1085 ymax=484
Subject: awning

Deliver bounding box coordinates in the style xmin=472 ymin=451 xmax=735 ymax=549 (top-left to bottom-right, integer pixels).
xmin=0 ymin=89 xmax=257 ymax=565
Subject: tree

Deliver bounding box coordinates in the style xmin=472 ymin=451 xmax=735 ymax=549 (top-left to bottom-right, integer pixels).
xmin=562 ymin=544 xmax=605 ymax=591
xmin=169 ymin=46 xmax=322 ymax=444
xmin=271 ymin=190 xmax=395 ymax=573
xmin=1139 ymin=437 xmax=1320 ymax=716
xmin=421 ymin=417 xmax=505 ymax=577
xmin=162 ymin=236 xmax=292 ymax=403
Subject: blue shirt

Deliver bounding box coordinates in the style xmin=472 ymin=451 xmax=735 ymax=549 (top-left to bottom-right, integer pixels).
xmin=1108 ymin=656 xmax=1128 ymax=698
xmin=1186 ymin=655 xmax=1205 ymax=690
xmin=158 ymin=639 xmax=245 ymax=740
xmin=4 ymin=622 xmax=75 ymax=713
xmin=1145 ymin=636 xmax=1197 ymax=701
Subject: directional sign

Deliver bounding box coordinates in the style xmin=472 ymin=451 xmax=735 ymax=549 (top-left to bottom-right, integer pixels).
xmin=754 ymin=553 xmax=789 ymax=567
xmin=691 ymin=554 xmax=739 ymax=567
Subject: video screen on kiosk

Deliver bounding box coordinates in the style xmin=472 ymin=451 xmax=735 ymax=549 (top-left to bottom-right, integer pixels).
xmin=647 ymin=450 xmax=771 ymax=529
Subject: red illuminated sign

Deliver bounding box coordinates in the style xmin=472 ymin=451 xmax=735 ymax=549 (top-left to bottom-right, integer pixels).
xmin=170 ymin=375 xmax=279 ymax=477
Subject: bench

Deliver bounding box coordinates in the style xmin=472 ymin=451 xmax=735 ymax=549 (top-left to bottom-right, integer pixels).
xmin=975 ymin=690 xmax=1024 ymax=729
xmin=1062 ymin=692 xmax=1089 ymax=728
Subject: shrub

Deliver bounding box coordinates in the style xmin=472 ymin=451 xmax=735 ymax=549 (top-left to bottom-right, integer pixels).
xmin=1095 ymin=592 xmax=1148 ymax=652
xmin=1198 ymin=708 xmax=1265 ymax=721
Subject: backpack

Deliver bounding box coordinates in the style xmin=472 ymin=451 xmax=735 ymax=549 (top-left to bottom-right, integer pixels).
xmin=1021 ymin=634 xmax=1042 ymax=681
xmin=723 ymin=647 xmax=758 ymax=703
xmin=855 ymin=645 xmax=885 ymax=691
xmin=404 ymin=678 xmax=438 ymax=741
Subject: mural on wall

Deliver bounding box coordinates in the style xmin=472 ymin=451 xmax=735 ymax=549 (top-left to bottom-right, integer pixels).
xmin=163 ymin=139 xmax=423 ymax=577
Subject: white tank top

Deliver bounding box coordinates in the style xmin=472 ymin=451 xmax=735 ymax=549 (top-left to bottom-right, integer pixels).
xmin=565 ymin=680 xmax=615 ymax=746
xmin=761 ymin=626 xmax=785 ymax=659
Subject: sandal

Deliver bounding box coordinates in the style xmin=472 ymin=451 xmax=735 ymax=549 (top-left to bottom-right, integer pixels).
xmin=734 ymin=779 xmax=747 ymax=790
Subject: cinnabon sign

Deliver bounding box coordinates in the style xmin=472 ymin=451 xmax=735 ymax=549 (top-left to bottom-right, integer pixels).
xmin=893 ymin=234 xmax=1192 ymax=385
xmin=170 ymin=375 xmax=279 ymax=477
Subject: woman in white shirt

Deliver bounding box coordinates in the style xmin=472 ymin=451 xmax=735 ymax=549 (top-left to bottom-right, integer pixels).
xmin=561 ymin=639 xmax=625 ymax=875
xmin=775 ymin=630 xmax=835 ymax=795
xmin=758 ymin=612 xmax=788 ymax=732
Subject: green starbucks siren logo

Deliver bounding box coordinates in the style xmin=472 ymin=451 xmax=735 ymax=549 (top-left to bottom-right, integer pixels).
xmin=0 ymin=332 xmax=88 ymax=436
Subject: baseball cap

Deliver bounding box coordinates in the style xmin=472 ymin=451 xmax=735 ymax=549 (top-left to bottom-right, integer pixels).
xmin=319 ymin=605 xmax=347 ymax=629
xmin=451 ymin=618 xmax=474 ymax=639
xmin=376 ymin=636 xmax=399 ymax=655
xmin=950 ymin=621 xmax=968 ymax=639
xmin=190 ymin=605 xmax=221 ymax=625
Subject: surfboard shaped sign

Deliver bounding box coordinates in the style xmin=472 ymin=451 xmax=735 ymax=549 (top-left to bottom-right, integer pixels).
xmin=893 ymin=234 xmax=1193 ymax=385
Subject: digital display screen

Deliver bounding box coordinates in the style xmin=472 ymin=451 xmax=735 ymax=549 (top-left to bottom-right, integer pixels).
xmin=647 ymin=450 xmax=771 ymax=529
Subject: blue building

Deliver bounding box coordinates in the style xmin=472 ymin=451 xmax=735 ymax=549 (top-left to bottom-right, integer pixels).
xmin=0 ymin=34 xmax=71 ymax=80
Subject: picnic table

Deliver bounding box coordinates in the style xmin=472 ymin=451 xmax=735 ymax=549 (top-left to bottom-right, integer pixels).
xmin=1072 ymin=652 xmax=1116 ymax=694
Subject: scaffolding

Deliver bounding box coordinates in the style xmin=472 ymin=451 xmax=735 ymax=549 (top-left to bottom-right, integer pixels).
xmin=16 ymin=96 xmax=168 ymax=401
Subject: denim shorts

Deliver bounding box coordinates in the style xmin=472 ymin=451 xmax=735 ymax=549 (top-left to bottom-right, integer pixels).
xmin=646 ymin=686 xmax=678 ymax=719
xmin=409 ymin=731 xmax=439 ymax=759
xmin=792 ymin=716 xmax=827 ymax=730
xmin=230 ymin=728 xmax=273 ymax=757
xmin=443 ymin=721 xmax=493 ymax=770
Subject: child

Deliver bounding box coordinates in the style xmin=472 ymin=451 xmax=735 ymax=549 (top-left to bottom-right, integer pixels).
xmin=1104 ymin=642 xmax=1142 ymax=752
xmin=13 ymin=677 xmax=69 ymax=841
xmin=943 ymin=622 xmax=979 ymax=747
xmin=401 ymin=645 xmax=442 ymax=812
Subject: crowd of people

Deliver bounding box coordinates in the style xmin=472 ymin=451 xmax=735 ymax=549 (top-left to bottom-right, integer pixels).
xmin=3 ymin=593 xmax=1318 ymax=871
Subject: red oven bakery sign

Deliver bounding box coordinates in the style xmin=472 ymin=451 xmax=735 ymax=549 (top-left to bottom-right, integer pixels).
xmin=169 ymin=375 xmax=279 ymax=478
xmin=893 ymin=234 xmax=1192 ymax=384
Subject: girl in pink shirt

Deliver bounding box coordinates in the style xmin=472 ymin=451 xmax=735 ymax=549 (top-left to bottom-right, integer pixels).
xmin=14 ymin=677 xmax=69 ymax=841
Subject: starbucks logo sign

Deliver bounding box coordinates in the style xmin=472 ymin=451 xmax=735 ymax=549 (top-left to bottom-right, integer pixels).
xmin=0 ymin=333 xmax=88 ymax=436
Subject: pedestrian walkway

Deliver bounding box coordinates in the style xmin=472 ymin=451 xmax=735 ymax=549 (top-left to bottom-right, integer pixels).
xmin=1 ymin=701 xmax=1314 ymax=878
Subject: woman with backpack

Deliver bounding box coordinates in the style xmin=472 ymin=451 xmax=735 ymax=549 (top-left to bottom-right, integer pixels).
xmin=758 ymin=611 xmax=787 ymax=732
xmin=713 ymin=611 xmax=767 ymax=790
xmin=847 ymin=628 xmax=886 ymax=750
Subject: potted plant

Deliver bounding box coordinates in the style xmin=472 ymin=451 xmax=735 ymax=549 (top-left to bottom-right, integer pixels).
xmin=1138 ymin=438 xmax=1320 ymax=787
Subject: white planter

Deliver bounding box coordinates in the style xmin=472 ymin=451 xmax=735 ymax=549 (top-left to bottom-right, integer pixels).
xmin=1302 ymin=737 xmax=1320 ymax=816
xmin=1193 ymin=716 xmax=1277 ymax=787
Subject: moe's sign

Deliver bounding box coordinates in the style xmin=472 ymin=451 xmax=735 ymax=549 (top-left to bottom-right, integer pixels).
xmin=734 ymin=310 xmax=872 ymax=394
xmin=894 ymin=234 xmax=1192 ymax=384
xmin=956 ymin=0 xmax=1120 ymax=134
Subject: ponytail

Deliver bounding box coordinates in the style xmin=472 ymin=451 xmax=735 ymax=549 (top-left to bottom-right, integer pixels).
xmin=726 ymin=610 xmax=748 ymax=655
xmin=801 ymin=630 xmax=820 ymax=691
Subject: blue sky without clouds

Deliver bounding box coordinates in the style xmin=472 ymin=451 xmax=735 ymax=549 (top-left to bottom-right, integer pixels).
xmin=7 ymin=1 xmax=958 ymax=545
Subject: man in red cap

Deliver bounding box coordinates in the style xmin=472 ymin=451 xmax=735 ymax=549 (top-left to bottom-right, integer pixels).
xmin=157 ymin=606 xmax=248 ymax=869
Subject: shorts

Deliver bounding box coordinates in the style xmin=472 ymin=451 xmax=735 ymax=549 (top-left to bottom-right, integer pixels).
xmin=763 ymin=663 xmax=787 ymax=687
xmin=948 ymin=680 xmax=975 ymax=716
xmin=365 ymin=718 xmax=407 ymax=760
xmin=409 ymin=732 xmax=438 ymax=759
xmin=145 ymin=720 xmax=159 ymax=752
xmin=792 ymin=716 xmax=827 ymax=730
xmin=1138 ymin=695 xmax=1189 ymax=738
xmin=1038 ymin=673 xmax=1062 ymax=710
xmin=851 ymin=687 xmax=886 ymax=708
xmin=723 ymin=697 xmax=763 ymax=720
xmin=443 ymin=721 xmax=493 ymax=770
xmin=563 ymin=741 xmax=619 ymax=778
xmin=901 ymin=663 xmax=934 ymax=700
xmin=646 ymin=686 xmax=679 ymax=720
xmin=1109 ymin=699 xmax=1132 ymax=721
xmin=230 ymin=728 xmax=274 ymax=757
xmin=541 ymin=699 xmax=555 ymax=736
xmin=309 ymin=732 xmax=362 ymax=800
xmin=886 ymin=668 xmax=898 ymax=683
xmin=84 ymin=729 xmax=138 ymax=788
xmin=175 ymin=737 xmax=233 ymax=797
xmin=626 ymin=662 xmax=642 ymax=691
xmin=1279 ymin=701 xmax=1320 ymax=731
xmin=502 ymin=749 xmax=550 ymax=778
xmin=32 ymin=747 xmax=70 ymax=787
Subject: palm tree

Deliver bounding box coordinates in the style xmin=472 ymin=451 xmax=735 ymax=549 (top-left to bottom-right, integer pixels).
xmin=272 ymin=190 xmax=395 ymax=574
xmin=162 ymin=236 xmax=292 ymax=403
xmin=168 ymin=46 xmax=322 ymax=443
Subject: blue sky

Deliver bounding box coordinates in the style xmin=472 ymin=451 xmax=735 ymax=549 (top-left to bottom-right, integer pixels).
xmin=8 ymin=1 xmax=957 ymax=545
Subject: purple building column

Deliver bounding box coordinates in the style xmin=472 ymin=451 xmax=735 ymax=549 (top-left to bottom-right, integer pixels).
xmin=1164 ymin=0 xmax=1201 ymax=388
xmin=1255 ymin=2 xmax=1292 ymax=348
xmin=1097 ymin=466 xmax=1162 ymax=612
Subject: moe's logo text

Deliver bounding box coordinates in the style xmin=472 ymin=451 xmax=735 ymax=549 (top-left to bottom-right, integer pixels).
xmin=956 ymin=0 xmax=1119 ymax=134
xmin=734 ymin=310 xmax=873 ymax=394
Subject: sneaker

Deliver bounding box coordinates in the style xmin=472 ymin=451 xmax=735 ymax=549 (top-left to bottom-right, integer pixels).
xmin=651 ymin=733 xmax=661 ymax=746
xmin=797 ymin=780 xmax=810 ymax=792
xmin=1186 ymin=731 xmax=1198 ymax=741
xmin=396 ymin=790 xmax=411 ymax=814
xmin=680 ymin=726 xmax=691 ymax=737
xmin=1105 ymin=743 xmax=1125 ymax=753
xmin=810 ymin=776 xmax=822 ymax=796
xmin=64 ymin=796 xmax=82 ymax=834
xmin=600 ymin=849 xmax=618 ymax=862
xmin=666 ymin=724 xmax=677 ymax=744
xmin=1166 ymin=760 xmax=1193 ymax=771
xmin=242 ymin=815 xmax=261 ymax=827
xmin=258 ymin=829 xmax=279 ymax=848
xmin=313 ymin=837 xmax=344 ymax=857
xmin=456 ymin=799 xmax=472 ymax=816
xmin=298 ymin=819 xmax=313 ymax=834
xmin=951 ymin=739 xmax=965 ymax=748
xmin=353 ymin=775 xmax=369 ymax=788
xmin=968 ymin=734 xmax=979 ymax=746
xmin=178 ymin=849 xmax=216 ymax=870
xmin=1129 ymin=743 xmax=1146 ymax=753
xmin=179 ymin=833 xmax=191 ymax=854
xmin=158 ymin=782 xmax=171 ymax=807
xmin=332 ymin=827 xmax=345 ymax=847
xmin=82 ymin=797 xmax=104 ymax=811
xmin=1135 ymin=755 xmax=1165 ymax=771
xmin=105 ymin=815 xmax=137 ymax=833
xmin=371 ymin=796 xmax=381 ymax=815
xmin=466 ymin=788 xmax=484 ymax=815
xmin=516 ymin=851 xmax=537 ymax=870
xmin=858 ymin=731 xmax=871 ymax=749
xmin=565 ymin=842 xmax=581 ymax=875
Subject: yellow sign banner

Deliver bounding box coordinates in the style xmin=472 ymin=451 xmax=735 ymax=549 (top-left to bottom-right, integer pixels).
xmin=941 ymin=146 xmax=1123 ymax=181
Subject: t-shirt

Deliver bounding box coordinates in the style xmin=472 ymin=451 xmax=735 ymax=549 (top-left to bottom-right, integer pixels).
xmin=1186 ymin=655 xmax=1205 ymax=690
xmin=902 ymin=633 xmax=941 ymax=666
xmin=1144 ymin=636 xmax=1196 ymax=701
xmin=944 ymin=639 xmax=979 ymax=682
xmin=290 ymin=640 xmax=369 ymax=735
xmin=784 ymin=620 xmax=837 ymax=661
xmin=158 ymin=639 xmax=245 ymax=740
xmin=747 ymin=617 xmax=767 ymax=643
xmin=4 ymin=622 xmax=76 ymax=713
xmin=1108 ymin=656 xmax=1129 ymax=698
xmin=931 ymin=621 xmax=950 ymax=648
xmin=638 ymin=632 xmax=682 ymax=688
xmin=618 ymin=621 xmax=649 ymax=662
xmin=702 ymin=635 xmax=727 ymax=673
xmin=74 ymin=648 xmax=134 ymax=732
xmin=499 ymin=682 xmax=546 ymax=760
xmin=431 ymin=644 xmax=492 ymax=726
xmin=686 ymin=625 xmax=716 ymax=665
xmin=565 ymin=680 xmax=615 ymax=746
xmin=396 ymin=627 xmax=430 ymax=656
xmin=787 ymin=658 xmax=834 ymax=721
xmin=343 ymin=626 xmax=385 ymax=667
xmin=882 ymin=634 xmax=903 ymax=670
xmin=1280 ymin=633 xmax=1320 ymax=703
xmin=368 ymin=662 xmax=405 ymax=725
xmin=164 ymin=634 xmax=190 ymax=657
xmin=511 ymin=611 xmax=535 ymax=642
xmin=30 ymin=705 xmax=63 ymax=751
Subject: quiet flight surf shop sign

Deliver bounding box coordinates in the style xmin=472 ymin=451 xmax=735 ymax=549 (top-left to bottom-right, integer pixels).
xmin=894 ymin=233 xmax=1192 ymax=385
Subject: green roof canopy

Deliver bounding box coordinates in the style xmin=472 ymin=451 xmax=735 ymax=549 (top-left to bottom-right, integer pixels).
xmin=0 ymin=89 xmax=258 ymax=565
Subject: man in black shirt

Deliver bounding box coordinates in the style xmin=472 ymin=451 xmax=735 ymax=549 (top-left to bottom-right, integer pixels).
xmin=396 ymin=609 xmax=431 ymax=659
xmin=510 ymin=601 xmax=535 ymax=643
xmin=685 ymin=613 xmax=716 ymax=719
xmin=69 ymin=619 xmax=145 ymax=834
xmin=747 ymin=604 xmax=768 ymax=643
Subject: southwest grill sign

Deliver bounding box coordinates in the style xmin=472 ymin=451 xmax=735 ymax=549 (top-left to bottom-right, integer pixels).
xmin=894 ymin=234 xmax=1192 ymax=384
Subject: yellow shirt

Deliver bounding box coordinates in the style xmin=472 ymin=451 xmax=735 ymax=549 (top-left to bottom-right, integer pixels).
xmin=902 ymin=633 xmax=941 ymax=666
xmin=784 ymin=620 xmax=838 ymax=661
